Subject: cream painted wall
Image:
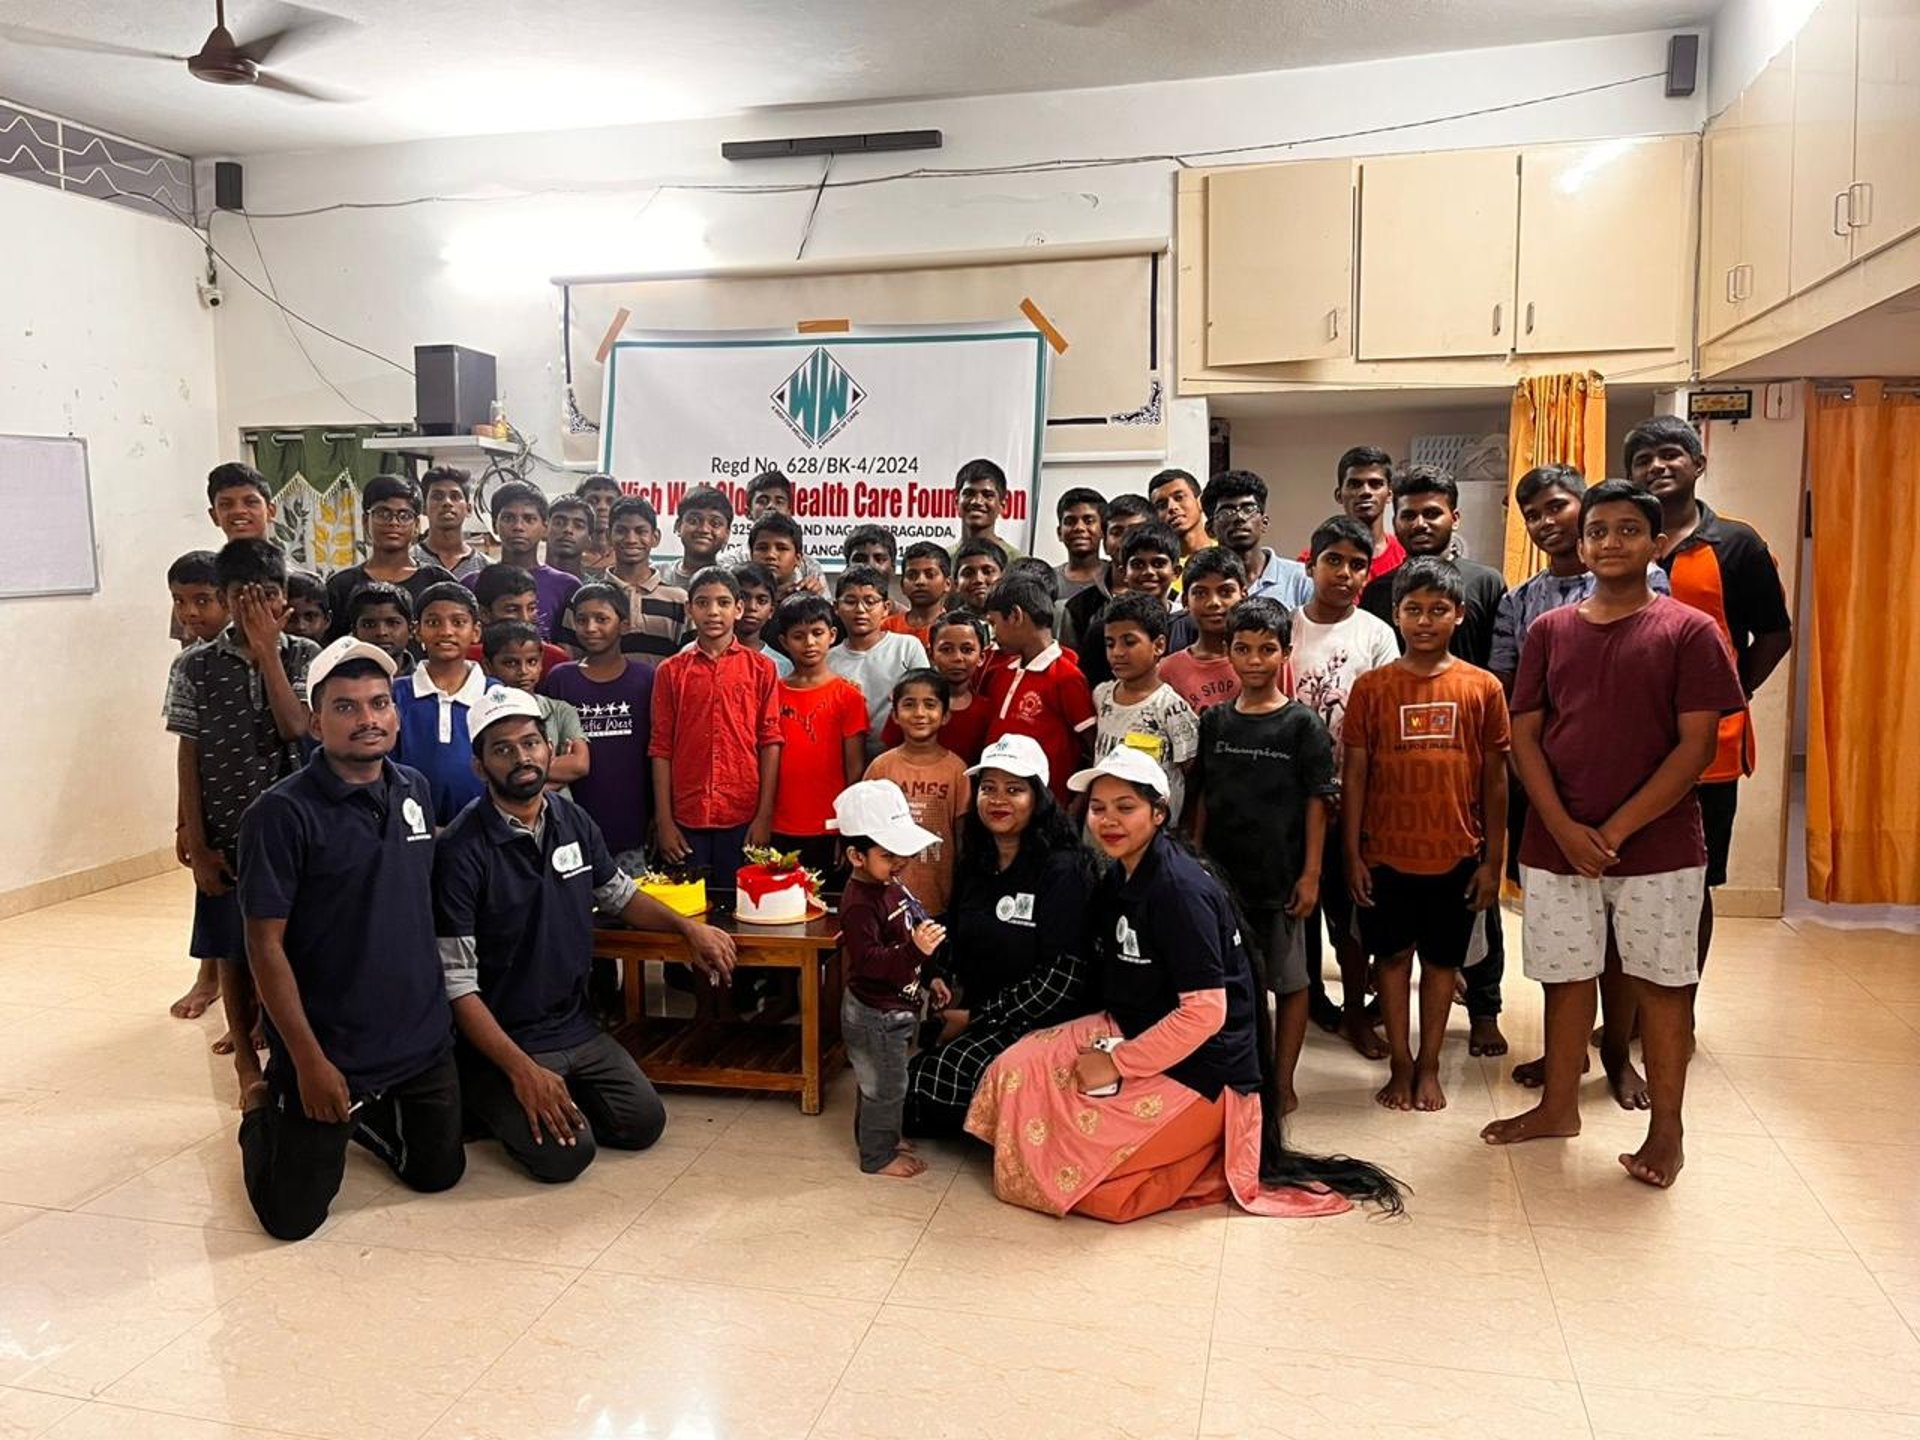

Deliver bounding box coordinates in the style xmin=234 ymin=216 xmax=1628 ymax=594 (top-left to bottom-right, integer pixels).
xmin=0 ymin=181 xmax=222 ymax=894
xmin=1695 ymin=396 xmax=1808 ymax=915
xmin=206 ymin=28 xmax=1703 ymax=500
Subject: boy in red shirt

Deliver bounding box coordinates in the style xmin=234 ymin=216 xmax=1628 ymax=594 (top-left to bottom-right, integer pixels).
xmin=770 ymin=595 xmax=871 ymax=879
xmin=1343 ymin=558 xmax=1511 ymax=1115
xmin=649 ymin=568 xmax=783 ymax=905
xmin=980 ymin=574 xmax=1095 ymax=806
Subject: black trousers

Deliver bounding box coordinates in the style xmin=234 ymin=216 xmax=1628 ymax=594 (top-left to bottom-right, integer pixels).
xmin=457 ymin=1031 xmax=666 ymax=1184
xmin=1463 ymin=903 xmax=1506 ymax=1019
xmin=239 ymin=1050 xmax=465 ymax=1242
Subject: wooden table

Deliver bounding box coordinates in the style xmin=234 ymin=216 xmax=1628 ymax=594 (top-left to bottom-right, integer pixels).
xmin=593 ymin=911 xmax=845 ymax=1114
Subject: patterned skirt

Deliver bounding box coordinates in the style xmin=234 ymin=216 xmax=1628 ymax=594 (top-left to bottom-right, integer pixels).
xmin=963 ymin=1012 xmax=1352 ymax=1220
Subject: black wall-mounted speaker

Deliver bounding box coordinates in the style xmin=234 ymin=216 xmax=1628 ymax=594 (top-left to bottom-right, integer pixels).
xmin=414 ymin=345 xmax=497 ymax=437
xmin=1667 ymin=34 xmax=1700 ymax=98
xmin=213 ymin=160 xmax=244 ymax=212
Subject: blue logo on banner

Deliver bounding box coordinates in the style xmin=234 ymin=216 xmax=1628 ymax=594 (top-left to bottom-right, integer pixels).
xmin=772 ymin=348 xmax=866 ymax=447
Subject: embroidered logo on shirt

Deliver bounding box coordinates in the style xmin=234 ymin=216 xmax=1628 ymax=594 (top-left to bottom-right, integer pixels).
xmin=1015 ymin=690 xmax=1046 ymax=723
xmin=401 ymin=796 xmax=429 ymax=840
xmin=1398 ymin=701 xmax=1459 ymax=742
xmin=552 ymin=841 xmax=590 ymax=879
xmin=994 ymin=892 xmax=1036 ymax=926
xmin=1115 ymin=915 xmax=1146 ymax=962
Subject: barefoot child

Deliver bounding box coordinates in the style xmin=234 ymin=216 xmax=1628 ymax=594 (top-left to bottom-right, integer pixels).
xmin=832 ymin=779 xmax=949 ymax=1178
xmin=770 ymin=595 xmax=871 ymax=876
xmin=1291 ymin=515 xmax=1400 ymax=1060
xmin=165 ymin=540 xmax=317 ymax=1083
xmin=1189 ymin=599 xmax=1336 ymax=1115
xmin=1481 ymin=482 xmax=1743 ymax=1188
xmin=1343 ymin=558 xmax=1510 ymax=1113
xmin=866 ymin=671 xmax=972 ymax=918
xmin=1092 ymin=593 xmax=1201 ymax=823
xmin=166 ymin=550 xmax=230 ymax=1024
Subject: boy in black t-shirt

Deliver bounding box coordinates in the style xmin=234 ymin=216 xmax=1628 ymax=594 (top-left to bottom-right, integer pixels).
xmin=1189 ymin=598 xmax=1338 ymax=1116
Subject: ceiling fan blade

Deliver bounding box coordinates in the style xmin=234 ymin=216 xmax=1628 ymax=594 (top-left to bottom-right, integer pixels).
xmin=251 ymin=70 xmax=354 ymax=104
xmin=0 ymin=21 xmax=182 ymax=62
xmin=235 ymin=4 xmax=358 ymax=67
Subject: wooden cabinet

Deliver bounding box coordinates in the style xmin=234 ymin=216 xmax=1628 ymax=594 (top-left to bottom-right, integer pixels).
xmin=1514 ymin=137 xmax=1690 ymax=354
xmin=1853 ymin=0 xmax=1920 ymax=260
xmin=1706 ymin=49 xmax=1796 ymax=343
xmin=1356 ymin=149 xmax=1518 ymax=360
xmin=1703 ymin=111 xmax=1745 ymax=343
xmin=1791 ymin=0 xmax=1859 ymax=294
xmin=1204 ymin=160 xmax=1353 ymax=366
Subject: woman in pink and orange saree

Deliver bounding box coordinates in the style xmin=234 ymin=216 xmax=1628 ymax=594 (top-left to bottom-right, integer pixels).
xmin=965 ymin=748 xmax=1403 ymax=1223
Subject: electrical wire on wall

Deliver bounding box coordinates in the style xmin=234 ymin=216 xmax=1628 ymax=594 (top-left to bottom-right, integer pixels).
xmin=125 ymin=65 xmax=1679 ymax=433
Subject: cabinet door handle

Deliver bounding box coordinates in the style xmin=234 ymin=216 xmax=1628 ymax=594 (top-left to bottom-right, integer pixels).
xmin=1492 ymin=302 xmax=1503 ymax=336
xmin=1725 ymin=268 xmax=1738 ymax=304
xmin=1326 ymin=308 xmax=1339 ymax=342
xmin=1524 ymin=301 xmax=1535 ymax=335
xmin=1741 ymin=263 xmax=1755 ymax=300
xmin=1850 ymin=181 xmax=1873 ymax=228
xmin=1834 ymin=190 xmax=1852 ymax=237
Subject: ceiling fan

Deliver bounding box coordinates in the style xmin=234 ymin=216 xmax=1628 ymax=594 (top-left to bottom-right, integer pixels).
xmin=0 ymin=1 xmax=357 ymax=103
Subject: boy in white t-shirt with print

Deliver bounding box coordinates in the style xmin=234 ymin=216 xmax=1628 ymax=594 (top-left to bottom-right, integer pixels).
xmin=1290 ymin=514 xmax=1400 ymax=1060
xmin=1091 ymin=592 xmax=1201 ymax=823
xmin=827 ymin=565 xmax=930 ymax=760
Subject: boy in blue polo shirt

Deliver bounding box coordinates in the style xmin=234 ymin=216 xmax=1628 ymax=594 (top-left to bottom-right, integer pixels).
xmin=395 ymin=580 xmax=496 ymax=824
xmin=237 ymin=637 xmax=464 ymax=1241
xmin=435 ymin=689 xmax=737 ymax=1183
xmin=165 ymin=539 xmax=317 ymax=1085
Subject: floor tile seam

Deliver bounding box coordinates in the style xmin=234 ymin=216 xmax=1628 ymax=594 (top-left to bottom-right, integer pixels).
xmin=53 ymin=1391 xmax=342 ymax=1440
xmin=1771 ymin=1139 xmax=1920 ymax=1350
xmin=1572 ymin=1376 xmax=1920 ymax=1419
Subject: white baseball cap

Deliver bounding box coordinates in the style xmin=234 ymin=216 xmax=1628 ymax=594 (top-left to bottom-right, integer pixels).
xmin=307 ymin=636 xmax=396 ymax=697
xmin=1068 ymin=745 xmax=1170 ymax=798
xmin=467 ymin=686 xmax=545 ymax=749
xmin=829 ymin=779 xmax=940 ymax=857
xmin=964 ymin=734 xmax=1050 ymax=787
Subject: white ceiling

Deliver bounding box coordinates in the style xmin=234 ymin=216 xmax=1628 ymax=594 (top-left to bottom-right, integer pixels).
xmin=0 ymin=0 xmax=1715 ymax=157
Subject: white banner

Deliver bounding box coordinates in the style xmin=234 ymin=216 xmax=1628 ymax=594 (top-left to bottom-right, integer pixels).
xmin=600 ymin=324 xmax=1050 ymax=559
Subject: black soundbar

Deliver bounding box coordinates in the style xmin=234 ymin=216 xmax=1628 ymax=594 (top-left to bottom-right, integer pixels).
xmin=722 ymin=129 xmax=943 ymax=161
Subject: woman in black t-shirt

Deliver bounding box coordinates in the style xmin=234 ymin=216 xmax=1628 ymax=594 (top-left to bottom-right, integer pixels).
xmin=902 ymin=735 xmax=1098 ymax=1136
xmin=965 ymin=748 xmax=1403 ymax=1222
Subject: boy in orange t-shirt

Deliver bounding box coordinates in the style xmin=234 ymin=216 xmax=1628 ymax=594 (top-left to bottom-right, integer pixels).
xmin=769 ymin=594 xmax=871 ymax=880
xmin=865 ymin=669 xmax=971 ymax=917
xmin=1343 ymin=557 xmax=1511 ymax=1116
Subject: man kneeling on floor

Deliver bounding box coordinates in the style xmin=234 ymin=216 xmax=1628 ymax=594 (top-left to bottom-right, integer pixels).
xmin=435 ymin=687 xmax=737 ymax=1182
xmin=238 ymin=638 xmax=467 ymax=1241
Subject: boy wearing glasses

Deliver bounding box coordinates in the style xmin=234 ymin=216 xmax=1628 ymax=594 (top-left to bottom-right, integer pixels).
xmin=828 ymin=566 xmax=930 ymax=761
xmin=323 ymin=475 xmax=455 ymax=640
xmin=1200 ymin=469 xmax=1313 ymax=607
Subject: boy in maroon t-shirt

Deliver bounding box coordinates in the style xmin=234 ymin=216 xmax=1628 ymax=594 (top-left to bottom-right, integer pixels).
xmin=1482 ymin=482 xmax=1744 ymax=1190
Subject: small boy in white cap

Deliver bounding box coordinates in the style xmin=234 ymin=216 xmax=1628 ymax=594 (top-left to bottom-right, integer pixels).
xmin=832 ymin=779 xmax=950 ymax=1178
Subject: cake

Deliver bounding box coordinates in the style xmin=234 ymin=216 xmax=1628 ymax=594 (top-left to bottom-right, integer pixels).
xmin=735 ymin=850 xmax=819 ymax=924
xmin=636 ymin=874 xmax=707 ymax=917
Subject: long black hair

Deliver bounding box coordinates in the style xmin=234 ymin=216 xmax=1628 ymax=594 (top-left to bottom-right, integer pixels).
xmin=1110 ymin=784 xmax=1406 ymax=1215
xmin=957 ymin=768 xmax=1100 ymax=888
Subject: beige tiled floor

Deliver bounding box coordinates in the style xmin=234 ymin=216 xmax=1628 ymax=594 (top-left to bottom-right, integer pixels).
xmin=0 ymin=870 xmax=1915 ymax=1439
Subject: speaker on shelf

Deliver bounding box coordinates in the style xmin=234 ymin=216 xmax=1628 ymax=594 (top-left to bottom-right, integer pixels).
xmin=1666 ymin=34 xmax=1700 ymax=98
xmin=414 ymin=345 xmax=497 ymax=437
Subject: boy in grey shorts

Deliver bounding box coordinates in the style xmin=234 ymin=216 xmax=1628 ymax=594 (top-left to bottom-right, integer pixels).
xmin=1481 ymin=482 xmax=1744 ymax=1189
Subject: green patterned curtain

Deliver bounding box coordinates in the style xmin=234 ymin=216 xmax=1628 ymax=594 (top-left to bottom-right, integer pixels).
xmin=244 ymin=425 xmax=408 ymax=575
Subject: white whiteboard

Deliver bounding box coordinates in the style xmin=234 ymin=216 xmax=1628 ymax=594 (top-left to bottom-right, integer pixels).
xmin=0 ymin=435 xmax=99 ymax=598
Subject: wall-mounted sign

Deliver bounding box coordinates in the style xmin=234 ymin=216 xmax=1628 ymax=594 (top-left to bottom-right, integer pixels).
xmin=1688 ymin=389 xmax=1754 ymax=422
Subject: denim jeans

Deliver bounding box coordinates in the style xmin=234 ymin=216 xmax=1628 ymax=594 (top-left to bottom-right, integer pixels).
xmin=841 ymin=991 xmax=915 ymax=1173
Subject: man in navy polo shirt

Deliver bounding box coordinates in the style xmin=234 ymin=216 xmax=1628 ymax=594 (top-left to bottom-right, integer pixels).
xmin=437 ymin=688 xmax=737 ymax=1184
xmin=237 ymin=637 xmax=465 ymax=1241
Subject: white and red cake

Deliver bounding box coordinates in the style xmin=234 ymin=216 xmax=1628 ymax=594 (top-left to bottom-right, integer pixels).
xmin=735 ymin=861 xmax=815 ymax=924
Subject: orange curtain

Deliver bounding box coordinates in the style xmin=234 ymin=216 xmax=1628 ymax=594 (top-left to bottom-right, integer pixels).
xmin=1504 ymin=372 xmax=1608 ymax=584
xmin=1805 ymin=382 xmax=1920 ymax=904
